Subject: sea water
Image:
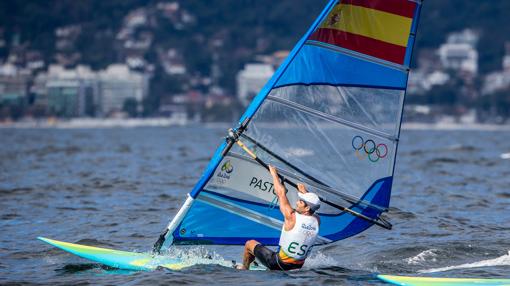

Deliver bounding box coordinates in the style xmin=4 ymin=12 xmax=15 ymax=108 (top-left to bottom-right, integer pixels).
xmin=1 ymin=125 xmax=509 ymax=285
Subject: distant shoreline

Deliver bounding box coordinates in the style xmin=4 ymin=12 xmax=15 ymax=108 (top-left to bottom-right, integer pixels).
xmin=0 ymin=118 xmax=509 ymax=131
xmin=0 ymin=118 xmax=189 ymax=129
xmin=402 ymin=122 xmax=510 ymax=131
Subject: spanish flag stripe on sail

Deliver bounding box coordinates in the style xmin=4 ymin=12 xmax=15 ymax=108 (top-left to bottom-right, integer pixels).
xmin=309 ymin=0 xmax=416 ymax=65
xmin=323 ymin=4 xmax=413 ymax=47
xmin=310 ymin=28 xmax=407 ymax=65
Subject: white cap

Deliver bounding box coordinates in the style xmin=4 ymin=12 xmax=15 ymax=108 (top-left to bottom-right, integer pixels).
xmin=298 ymin=192 xmax=321 ymax=211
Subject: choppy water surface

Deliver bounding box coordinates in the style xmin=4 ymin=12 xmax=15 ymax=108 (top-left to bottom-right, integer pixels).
xmin=1 ymin=126 xmax=509 ymax=285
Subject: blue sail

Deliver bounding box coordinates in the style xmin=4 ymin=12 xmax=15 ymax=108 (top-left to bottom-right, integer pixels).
xmin=168 ymin=0 xmax=423 ymax=247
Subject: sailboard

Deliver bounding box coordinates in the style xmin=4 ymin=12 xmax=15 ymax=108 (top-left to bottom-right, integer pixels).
xmin=40 ymin=0 xmax=426 ymax=272
xmin=377 ymin=275 xmax=510 ymax=286
xmin=154 ymin=0 xmax=424 ymax=251
xmin=38 ymin=237 xmax=192 ymax=271
xmin=38 ymin=237 xmax=265 ymax=271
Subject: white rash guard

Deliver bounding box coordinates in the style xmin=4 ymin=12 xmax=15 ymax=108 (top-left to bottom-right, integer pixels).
xmin=278 ymin=212 xmax=319 ymax=264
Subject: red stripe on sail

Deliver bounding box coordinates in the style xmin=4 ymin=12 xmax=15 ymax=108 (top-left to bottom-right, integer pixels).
xmin=344 ymin=0 xmax=416 ymax=18
xmin=309 ymin=28 xmax=407 ymax=64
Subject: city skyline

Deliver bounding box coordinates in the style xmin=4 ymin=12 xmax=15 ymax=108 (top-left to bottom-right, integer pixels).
xmin=0 ymin=1 xmax=509 ymax=124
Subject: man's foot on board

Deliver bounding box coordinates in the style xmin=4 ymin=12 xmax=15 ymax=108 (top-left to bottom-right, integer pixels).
xmin=235 ymin=265 xmax=247 ymax=270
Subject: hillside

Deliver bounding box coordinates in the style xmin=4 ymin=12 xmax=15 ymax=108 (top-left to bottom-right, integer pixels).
xmin=0 ymin=0 xmax=509 ymax=119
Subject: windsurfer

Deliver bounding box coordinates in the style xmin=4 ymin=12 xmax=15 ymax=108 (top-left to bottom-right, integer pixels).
xmin=238 ymin=165 xmax=321 ymax=270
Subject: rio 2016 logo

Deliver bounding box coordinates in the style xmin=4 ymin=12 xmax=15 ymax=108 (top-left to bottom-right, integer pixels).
xmin=351 ymin=135 xmax=388 ymax=163
xmin=221 ymin=160 xmax=234 ymax=174
xmin=216 ymin=160 xmax=234 ymax=184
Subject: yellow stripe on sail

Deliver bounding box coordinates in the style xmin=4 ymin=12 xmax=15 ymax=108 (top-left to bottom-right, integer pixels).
xmin=321 ymin=4 xmax=413 ymax=47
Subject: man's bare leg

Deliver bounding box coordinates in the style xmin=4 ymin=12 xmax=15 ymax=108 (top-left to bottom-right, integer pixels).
xmin=238 ymin=240 xmax=259 ymax=270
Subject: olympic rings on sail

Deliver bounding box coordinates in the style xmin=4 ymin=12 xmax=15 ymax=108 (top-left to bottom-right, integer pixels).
xmin=351 ymin=136 xmax=388 ymax=163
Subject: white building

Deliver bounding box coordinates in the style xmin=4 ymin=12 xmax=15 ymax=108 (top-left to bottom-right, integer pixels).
xmin=35 ymin=65 xmax=98 ymax=117
xmin=481 ymin=42 xmax=510 ymax=95
xmin=0 ymin=63 xmax=31 ymax=105
xmin=482 ymin=53 xmax=510 ymax=95
xmin=438 ymin=43 xmax=478 ymax=74
xmin=0 ymin=63 xmax=31 ymax=97
xmin=437 ymin=29 xmax=479 ymax=75
xmin=482 ymin=71 xmax=510 ymax=95
xmin=160 ymin=48 xmax=187 ymax=75
xmin=236 ymin=63 xmax=274 ymax=106
xmin=446 ymin=29 xmax=479 ymax=46
xmin=408 ymin=70 xmax=450 ymax=95
xmin=98 ymin=64 xmax=149 ymax=115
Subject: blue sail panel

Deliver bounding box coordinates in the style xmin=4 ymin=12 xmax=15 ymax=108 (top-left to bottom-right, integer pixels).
xmin=173 ymin=177 xmax=392 ymax=246
xmin=275 ymin=44 xmax=408 ymax=90
xmin=174 ymin=198 xmax=281 ymax=245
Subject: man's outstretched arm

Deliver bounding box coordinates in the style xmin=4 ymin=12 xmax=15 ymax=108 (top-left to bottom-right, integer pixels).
xmin=269 ymin=165 xmax=293 ymax=221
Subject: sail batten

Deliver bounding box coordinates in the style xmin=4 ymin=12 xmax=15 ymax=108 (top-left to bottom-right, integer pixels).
xmin=159 ymin=0 xmax=422 ymax=249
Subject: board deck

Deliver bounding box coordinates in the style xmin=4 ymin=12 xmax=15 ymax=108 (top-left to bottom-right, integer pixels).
xmin=378 ymin=274 xmax=510 ymax=286
xmin=38 ymin=237 xmax=264 ymax=271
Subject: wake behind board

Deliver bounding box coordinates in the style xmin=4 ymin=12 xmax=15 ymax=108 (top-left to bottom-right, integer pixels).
xmin=378 ymin=275 xmax=510 ymax=286
xmin=38 ymin=237 xmax=264 ymax=271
